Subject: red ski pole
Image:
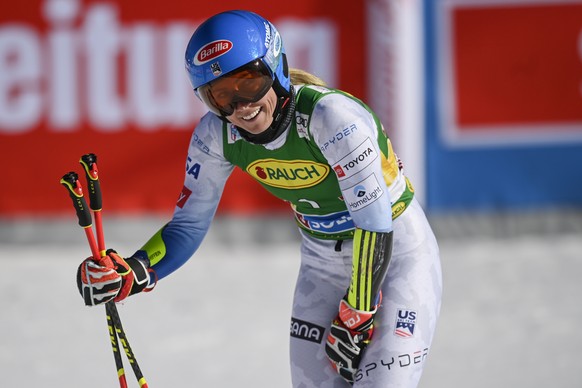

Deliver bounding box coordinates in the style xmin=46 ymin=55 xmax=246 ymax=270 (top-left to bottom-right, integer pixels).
xmin=59 ymin=172 xmax=100 ymax=260
xmin=60 ymin=170 xmax=129 ymax=388
xmin=79 ymin=153 xmax=106 ymax=257
xmin=77 ymin=153 xmax=150 ymax=388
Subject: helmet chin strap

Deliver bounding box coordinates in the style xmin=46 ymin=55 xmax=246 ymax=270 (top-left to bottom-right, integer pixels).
xmin=235 ymin=85 xmax=296 ymax=145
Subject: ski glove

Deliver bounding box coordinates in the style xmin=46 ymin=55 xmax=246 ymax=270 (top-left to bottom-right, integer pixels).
xmin=325 ymin=292 xmax=382 ymax=385
xmin=77 ymin=249 xmax=156 ymax=306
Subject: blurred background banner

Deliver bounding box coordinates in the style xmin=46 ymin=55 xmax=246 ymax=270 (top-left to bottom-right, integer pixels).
xmin=2 ymin=0 xmax=582 ymax=217
xmin=0 ymin=0 xmax=368 ymax=216
xmin=426 ymin=0 xmax=582 ymax=211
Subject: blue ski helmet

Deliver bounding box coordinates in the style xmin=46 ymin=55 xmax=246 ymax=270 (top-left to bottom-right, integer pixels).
xmin=185 ymin=10 xmax=290 ymax=106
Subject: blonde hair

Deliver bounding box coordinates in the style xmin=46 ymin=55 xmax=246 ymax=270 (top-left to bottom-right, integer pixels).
xmin=290 ymin=68 xmax=327 ymax=87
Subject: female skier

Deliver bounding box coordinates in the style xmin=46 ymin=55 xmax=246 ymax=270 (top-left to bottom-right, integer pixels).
xmin=76 ymin=10 xmax=442 ymax=387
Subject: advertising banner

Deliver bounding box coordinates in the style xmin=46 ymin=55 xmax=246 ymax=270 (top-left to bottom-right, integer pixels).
xmin=0 ymin=0 xmax=367 ymax=216
xmin=426 ymin=0 xmax=582 ymax=210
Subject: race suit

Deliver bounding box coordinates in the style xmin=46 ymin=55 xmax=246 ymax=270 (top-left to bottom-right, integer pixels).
xmin=134 ymin=84 xmax=442 ymax=387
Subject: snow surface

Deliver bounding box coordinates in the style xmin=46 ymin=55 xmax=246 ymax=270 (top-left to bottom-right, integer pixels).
xmin=1 ymin=219 xmax=581 ymax=387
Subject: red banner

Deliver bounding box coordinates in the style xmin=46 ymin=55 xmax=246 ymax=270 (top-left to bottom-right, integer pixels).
xmin=454 ymin=3 xmax=582 ymax=127
xmin=0 ymin=0 xmax=367 ymax=216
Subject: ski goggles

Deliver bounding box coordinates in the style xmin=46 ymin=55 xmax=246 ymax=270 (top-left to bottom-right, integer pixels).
xmin=197 ymin=60 xmax=274 ymax=117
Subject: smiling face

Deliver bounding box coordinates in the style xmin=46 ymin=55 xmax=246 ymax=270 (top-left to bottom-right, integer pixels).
xmin=225 ymin=88 xmax=278 ymax=134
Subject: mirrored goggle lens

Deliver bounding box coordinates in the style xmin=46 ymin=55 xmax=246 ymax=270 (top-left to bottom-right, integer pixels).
xmin=197 ymin=60 xmax=274 ymax=116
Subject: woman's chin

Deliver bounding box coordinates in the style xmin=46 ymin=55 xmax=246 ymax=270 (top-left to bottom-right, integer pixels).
xmin=237 ymin=118 xmax=271 ymax=134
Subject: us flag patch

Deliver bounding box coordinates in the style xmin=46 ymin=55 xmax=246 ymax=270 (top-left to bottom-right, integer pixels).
xmin=394 ymin=309 xmax=417 ymax=338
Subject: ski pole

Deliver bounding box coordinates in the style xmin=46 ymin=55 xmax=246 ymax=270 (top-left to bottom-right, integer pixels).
xmin=106 ymin=302 xmax=129 ymax=388
xmin=80 ymin=153 xmax=106 ymax=257
xmin=60 ymin=170 xmax=129 ymax=388
xmin=108 ymin=302 xmax=150 ymax=388
xmin=78 ymin=153 xmax=149 ymax=388
xmin=60 ymin=172 xmax=100 ymax=260
xmin=77 ymin=154 xmax=130 ymax=388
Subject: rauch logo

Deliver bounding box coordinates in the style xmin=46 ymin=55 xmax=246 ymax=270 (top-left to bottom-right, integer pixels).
xmin=247 ymin=159 xmax=330 ymax=189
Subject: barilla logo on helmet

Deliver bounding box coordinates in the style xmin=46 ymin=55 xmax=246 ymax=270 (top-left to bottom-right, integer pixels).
xmin=194 ymin=40 xmax=233 ymax=65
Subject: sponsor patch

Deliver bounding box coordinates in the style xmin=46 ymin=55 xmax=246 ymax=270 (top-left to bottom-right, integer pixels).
xmin=391 ymin=201 xmax=407 ymax=219
xmin=246 ymin=159 xmax=330 ymax=189
xmin=194 ymin=40 xmax=232 ymax=65
xmin=210 ymin=61 xmax=222 ymax=76
xmin=262 ymin=22 xmax=282 ymax=71
xmin=192 ymin=133 xmax=210 ymax=154
xmin=333 ymin=138 xmax=377 ymax=181
xmin=295 ymin=112 xmax=310 ymax=139
xmin=333 ymin=165 xmax=345 ymax=178
xmin=290 ymin=317 xmax=325 ymax=344
xmin=264 ymin=21 xmax=272 ymax=49
xmin=320 ymin=123 xmax=359 ymax=152
xmin=394 ymin=309 xmax=417 ymax=338
xmin=294 ymin=210 xmax=354 ymax=235
xmin=353 ymin=348 xmax=429 ymax=381
xmin=177 ymin=185 xmax=192 ymax=208
xmin=319 ymin=124 xmax=358 ymax=152
xmin=343 ymin=173 xmax=384 ymax=211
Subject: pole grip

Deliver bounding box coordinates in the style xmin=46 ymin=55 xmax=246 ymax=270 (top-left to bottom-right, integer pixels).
xmin=60 ymin=172 xmax=93 ymax=228
xmin=80 ymin=153 xmax=102 ymax=211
